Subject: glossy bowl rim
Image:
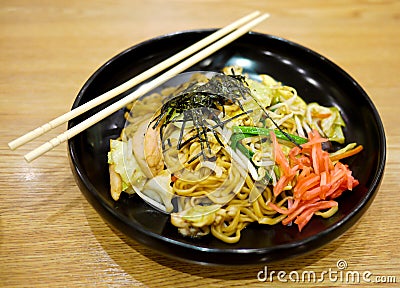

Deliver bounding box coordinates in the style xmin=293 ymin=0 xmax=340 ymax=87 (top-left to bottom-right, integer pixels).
xmin=68 ymin=29 xmax=386 ymax=263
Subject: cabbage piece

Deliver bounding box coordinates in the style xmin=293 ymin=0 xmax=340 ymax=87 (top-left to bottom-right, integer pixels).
xmin=306 ymin=103 xmax=346 ymax=144
xmin=222 ymin=66 xmax=275 ymax=108
xmin=246 ymin=78 xmax=273 ymax=108
xmin=321 ymin=106 xmax=346 ymax=143
xmin=141 ymin=170 xmax=174 ymax=213
xmin=108 ymin=139 xmax=147 ymax=191
xmin=233 ymin=78 xmax=275 ymax=125
xmin=174 ymin=204 xmax=221 ymax=227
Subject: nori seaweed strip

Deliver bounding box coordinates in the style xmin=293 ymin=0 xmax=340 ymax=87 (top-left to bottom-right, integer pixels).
xmin=177 ymin=109 xmax=253 ymax=150
xmin=176 ymin=110 xmax=188 ymax=150
xmin=150 ymin=72 xmax=302 ymax=164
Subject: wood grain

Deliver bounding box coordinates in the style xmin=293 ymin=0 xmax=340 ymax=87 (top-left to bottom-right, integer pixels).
xmin=1 ymin=0 xmax=399 ymax=287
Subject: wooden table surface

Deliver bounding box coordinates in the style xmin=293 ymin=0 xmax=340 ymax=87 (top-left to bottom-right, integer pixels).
xmin=1 ymin=0 xmax=399 ymax=287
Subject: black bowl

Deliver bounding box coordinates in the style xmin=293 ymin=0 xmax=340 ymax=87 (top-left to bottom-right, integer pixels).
xmin=68 ymin=30 xmax=386 ymax=265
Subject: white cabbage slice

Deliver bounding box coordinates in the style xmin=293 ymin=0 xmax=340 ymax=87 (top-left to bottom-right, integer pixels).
xmin=108 ymin=139 xmax=147 ymax=192
xmin=141 ymin=170 xmax=174 ymax=213
xmin=306 ymin=103 xmax=346 ymax=144
xmin=246 ymin=78 xmax=273 ymax=109
xmin=172 ymin=204 xmax=221 ymax=228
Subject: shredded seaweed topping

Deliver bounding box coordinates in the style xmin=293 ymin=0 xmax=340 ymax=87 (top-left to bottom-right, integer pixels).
xmin=150 ymin=73 xmax=301 ymax=164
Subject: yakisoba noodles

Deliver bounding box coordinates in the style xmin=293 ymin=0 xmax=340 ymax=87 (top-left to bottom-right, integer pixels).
xmin=107 ymin=66 xmax=362 ymax=243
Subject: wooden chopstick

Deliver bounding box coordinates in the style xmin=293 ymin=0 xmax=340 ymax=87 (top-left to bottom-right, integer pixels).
xmin=8 ymin=11 xmax=261 ymax=151
xmin=23 ymin=12 xmax=269 ymax=162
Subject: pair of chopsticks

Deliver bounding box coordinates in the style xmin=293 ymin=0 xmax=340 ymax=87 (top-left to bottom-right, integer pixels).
xmin=9 ymin=11 xmax=269 ymax=162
